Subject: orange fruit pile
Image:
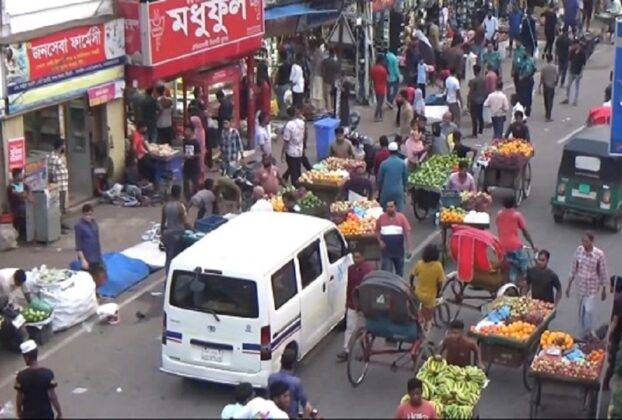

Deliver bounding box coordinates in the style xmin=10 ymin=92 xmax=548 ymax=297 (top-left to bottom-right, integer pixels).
xmin=497 ymin=139 xmax=534 ymax=158
xmin=439 ymin=207 xmax=465 ymax=224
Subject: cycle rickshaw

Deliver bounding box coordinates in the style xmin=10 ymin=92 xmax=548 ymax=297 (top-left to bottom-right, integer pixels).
xmin=346 ymin=271 xmax=435 ymax=387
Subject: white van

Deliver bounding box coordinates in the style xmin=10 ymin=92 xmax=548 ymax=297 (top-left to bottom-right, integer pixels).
xmin=161 ymin=212 xmax=352 ymax=387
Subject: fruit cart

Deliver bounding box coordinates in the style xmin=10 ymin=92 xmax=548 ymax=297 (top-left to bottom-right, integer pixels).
xmin=298 ymin=178 xmax=346 ymax=205
xmin=332 ymin=200 xmax=383 ymax=263
xmin=528 ymin=333 xmax=605 ymax=419
xmin=468 ymin=296 xmax=557 ymax=391
xmin=408 ymin=155 xmax=470 ymax=221
xmin=476 ymin=139 xmax=534 ymax=206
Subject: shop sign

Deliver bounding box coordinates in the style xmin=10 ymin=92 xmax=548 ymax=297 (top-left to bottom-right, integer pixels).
xmin=372 ymin=0 xmax=395 ymax=12
xmin=117 ymin=0 xmax=143 ymax=64
xmin=87 ymin=80 xmax=125 ymax=107
xmin=7 ymin=137 xmax=26 ymax=170
xmin=7 ymin=64 xmax=124 ymax=114
xmin=144 ymin=0 xmax=265 ymax=65
xmin=24 ymin=156 xmax=48 ymax=191
xmin=611 ymin=19 xmax=622 ymax=154
xmin=3 ymin=19 xmax=125 ymax=95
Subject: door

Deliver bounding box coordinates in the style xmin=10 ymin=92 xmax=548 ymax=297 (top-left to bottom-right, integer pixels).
xmin=297 ymin=239 xmax=328 ymax=355
xmin=165 ymin=270 xmax=261 ymax=373
xmin=65 ymin=98 xmax=93 ymax=204
xmin=323 ymin=229 xmax=353 ymax=327
xmin=90 ymin=105 xmax=109 ymax=170
xmin=269 ymin=260 xmax=301 ymax=362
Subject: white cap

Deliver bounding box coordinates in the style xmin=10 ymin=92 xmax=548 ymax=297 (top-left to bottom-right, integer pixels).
xmin=20 ymin=340 xmax=37 ymax=354
xmin=388 ymin=142 xmax=398 ymax=151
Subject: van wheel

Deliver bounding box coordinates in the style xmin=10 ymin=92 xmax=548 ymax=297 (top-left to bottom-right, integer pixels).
xmin=606 ymin=216 xmax=622 ymax=233
xmin=552 ymin=209 xmax=564 ymax=224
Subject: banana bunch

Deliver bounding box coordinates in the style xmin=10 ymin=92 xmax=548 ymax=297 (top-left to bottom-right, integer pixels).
xmin=444 ymin=404 xmax=473 ymax=419
xmin=421 ymin=380 xmax=436 ymax=400
xmin=429 ymin=399 xmax=444 ymax=417
xmin=464 ymin=366 xmax=487 ymax=388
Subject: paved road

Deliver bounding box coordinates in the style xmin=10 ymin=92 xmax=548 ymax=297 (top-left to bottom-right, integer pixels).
xmin=0 ymin=40 xmax=618 ymax=418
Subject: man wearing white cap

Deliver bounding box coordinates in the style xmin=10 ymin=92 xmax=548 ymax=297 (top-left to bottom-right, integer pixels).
xmin=15 ymin=340 xmax=62 ymax=419
xmin=377 ymin=142 xmax=409 ymax=212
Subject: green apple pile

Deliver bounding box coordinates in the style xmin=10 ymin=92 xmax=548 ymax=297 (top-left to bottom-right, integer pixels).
xmin=299 ymin=191 xmax=325 ymax=210
xmin=22 ymin=306 xmax=52 ymax=323
xmin=408 ymin=155 xmax=469 ymax=190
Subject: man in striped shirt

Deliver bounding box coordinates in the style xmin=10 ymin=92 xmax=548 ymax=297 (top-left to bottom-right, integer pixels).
xmin=48 ymin=139 xmax=69 ymax=233
xmin=376 ymin=201 xmax=412 ymax=277
xmin=566 ymin=232 xmax=609 ymax=338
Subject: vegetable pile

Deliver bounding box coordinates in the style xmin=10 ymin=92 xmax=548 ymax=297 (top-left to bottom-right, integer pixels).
xmin=460 ymin=191 xmax=492 ymax=212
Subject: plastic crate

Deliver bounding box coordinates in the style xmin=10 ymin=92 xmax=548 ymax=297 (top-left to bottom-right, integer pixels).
xmin=440 ymin=190 xmax=461 ymax=208
xmin=194 ymin=215 xmax=228 ymax=233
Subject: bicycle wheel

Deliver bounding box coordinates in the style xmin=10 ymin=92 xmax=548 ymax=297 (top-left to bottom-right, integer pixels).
xmin=347 ymin=328 xmax=371 ymax=387
xmin=522 ymin=161 xmax=532 ymax=198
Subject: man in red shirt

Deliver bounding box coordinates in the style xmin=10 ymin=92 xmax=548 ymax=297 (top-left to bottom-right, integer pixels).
xmin=495 ymin=195 xmax=536 ymax=284
xmin=373 ymin=136 xmax=391 ymax=177
xmin=337 ymin=250 xmax=373 ymax=362
xmin=395 ymin=378 xmax=437 ymax=419
xmin=371 ymin=55 xmax=389 ymax=122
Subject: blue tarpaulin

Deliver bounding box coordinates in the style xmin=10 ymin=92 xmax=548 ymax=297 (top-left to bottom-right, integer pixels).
xmin=70 ymin=252 xmax=150 ymax=298
xmin=265 ymin=3 xmax=338 ymax=20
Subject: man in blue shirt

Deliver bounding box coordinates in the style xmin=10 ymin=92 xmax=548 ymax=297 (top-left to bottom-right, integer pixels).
xmin=377 ymin=142 xmax=409 ymax=212
xmin=75 ymin=204 xmax=102 ymax=273
xmin=385 ymin=49 xmax=401 ymax=106
xmin=267 ymin=349 xmax=314 ymax=418
xmin=507 ymin=5 xmax=523 ymax=52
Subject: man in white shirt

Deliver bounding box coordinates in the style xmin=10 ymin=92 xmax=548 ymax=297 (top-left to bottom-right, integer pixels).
xmin=235 ymin=381 xmax=290 ymax=419
xmin=221 ymin=383 xmax=254 ymax=419
xmin=482 ymin=12 xmax=499 ymax=41
xmin=483 ymin=81 xmax=509 ymax=139
xmin=290 ymin=54 xmax=305 ymax=110
xmin=445 ymin=69 xmax=462 ymax=127
xmin=281 ymin=107 xmax=305 ymax=186
xmin=0 ymin=268 xmax=31 ymax=306
xmin=255 ymin=111 xmax=271 ymax=157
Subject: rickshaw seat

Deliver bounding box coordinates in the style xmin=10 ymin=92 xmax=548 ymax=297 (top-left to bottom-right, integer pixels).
xmin=450 ymin=226 xmax=504 ymax=283
xmin=355 ymin=271 xmax=420 ymax=326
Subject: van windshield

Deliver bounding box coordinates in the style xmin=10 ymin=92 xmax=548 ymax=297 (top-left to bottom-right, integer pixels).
xmin=170 ymin=270 xmax=259 ymax=318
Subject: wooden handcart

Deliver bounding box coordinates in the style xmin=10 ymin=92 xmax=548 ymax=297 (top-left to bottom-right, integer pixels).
xmin=299 ymin=180 xmax=345 ymax=206
xmin=477 ymin=159 xmax=532 ymax=206
xmin=468 ymin=309 xmax=556 ymax=391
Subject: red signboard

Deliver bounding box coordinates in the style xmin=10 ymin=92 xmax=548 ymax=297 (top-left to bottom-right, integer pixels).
xmin=7 ymin=137 xmax=26 ymax=170
xmin=372 ymin=0 xmax=395 ymax=12
xmin=117 ymin=0 xmax=141 ymax=57
xmin=145 ymin=0 xmax=265 ymax=65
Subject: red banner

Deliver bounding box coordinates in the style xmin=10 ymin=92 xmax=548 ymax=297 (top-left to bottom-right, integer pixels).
xmin=117 ymin=0 xmax=141 ymax=58
xmin=372 ymin=0 xmax=395 ymax=12
xmin=7 ymin=137 xmax=26 ymax=170
xmin=146 ymin=0 xmax=264 ymax=65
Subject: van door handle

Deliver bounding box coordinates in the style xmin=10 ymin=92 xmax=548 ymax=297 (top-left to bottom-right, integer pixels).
xmin=329 ymin=275 xmax=335 ymax=281
xmin=322 ymin=283 xmax=326 ymax=292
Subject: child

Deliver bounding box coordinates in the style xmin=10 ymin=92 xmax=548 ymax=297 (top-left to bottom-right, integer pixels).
xmin=410 ymin=244 xmax=445 ymax=331
xmin=510 ymin=93 xmax=526 ymax=123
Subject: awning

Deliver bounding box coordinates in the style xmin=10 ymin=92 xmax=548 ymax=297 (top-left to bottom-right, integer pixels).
xmin=265 ymin=3 xmax=338 ymax=21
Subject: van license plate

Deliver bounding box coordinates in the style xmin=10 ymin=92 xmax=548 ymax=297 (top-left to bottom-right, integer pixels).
xmin=201 ymin=348 xmax=223 ymax=363
xmin=579 ymin=184 xmax=591 ymax=194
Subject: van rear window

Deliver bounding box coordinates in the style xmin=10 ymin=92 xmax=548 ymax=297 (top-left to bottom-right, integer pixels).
xmin=170 ymin=270 xmax=259 ymax=318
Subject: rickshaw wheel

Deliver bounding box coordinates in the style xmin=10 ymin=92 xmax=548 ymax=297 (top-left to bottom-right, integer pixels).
xmin=522 ymin=162 xmax=532 ymax=198
xmin=413 ymin=341 xmax=435 ymax=372
xmin=347 ymin=328 xmax=371 ymax=387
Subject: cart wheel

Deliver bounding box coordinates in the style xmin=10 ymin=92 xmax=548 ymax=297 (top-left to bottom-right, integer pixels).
xmin=514 ymin=174 xmax=524 ymax=206
xmin=412 ymin=192 xmax=430 ymax=221
xmin=529 ymin=383 xmax=540 ymax=419
xmin=347 ymin=328 xmax=371 ymax=387
xmin=522 ymin=162 xmax=532 ymax=198
xmin=552 ymin=208 xmax=564 ymax=224
xmin=523 ymin=361 xmax=534 ymax=391
xmin=585 ymin=389 xmax=598 ymax=416
xmin=413 ymin=341 xmax=435 ymax=372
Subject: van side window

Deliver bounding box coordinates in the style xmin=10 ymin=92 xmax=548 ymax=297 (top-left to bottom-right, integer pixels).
xmin=298 ymin=240 xmax=323 ymax=288
xmin=324 ymin=229 xmax=347 ymax=263
xmin=272 ymin=260 xmax=298 ymax=310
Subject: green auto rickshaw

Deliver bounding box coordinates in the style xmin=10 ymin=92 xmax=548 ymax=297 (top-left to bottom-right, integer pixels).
xmin=551 ymin=125 xmax=622 ymax=232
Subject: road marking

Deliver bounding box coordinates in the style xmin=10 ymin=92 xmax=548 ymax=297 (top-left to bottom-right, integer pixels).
xmin=0 ymin=275 xmax=166 ymax=390
xmin=557 ymin=125 xmax=586 ymax=144
xmin=406 ymin=230 xmax=441 ymax=262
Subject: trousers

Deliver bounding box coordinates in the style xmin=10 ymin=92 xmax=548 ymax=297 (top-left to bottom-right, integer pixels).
xmin=343 ymin=308 xmax=363 ymax=351
xmin=381 ymin=256 xmax=405 ymax=277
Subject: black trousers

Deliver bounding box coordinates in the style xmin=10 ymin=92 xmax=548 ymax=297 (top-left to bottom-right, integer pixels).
xmin=544 ymin=34 xmax=555 ymax=56
xmin=469 ymin=102 xmax=484 ymax=136
xmin=285 ymin=155 xmax=302 ymax=186
xmin=543 ymin=86 xmax=555 ymax=120
xmin=417 ymin=83 xmax=426 ymax=99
